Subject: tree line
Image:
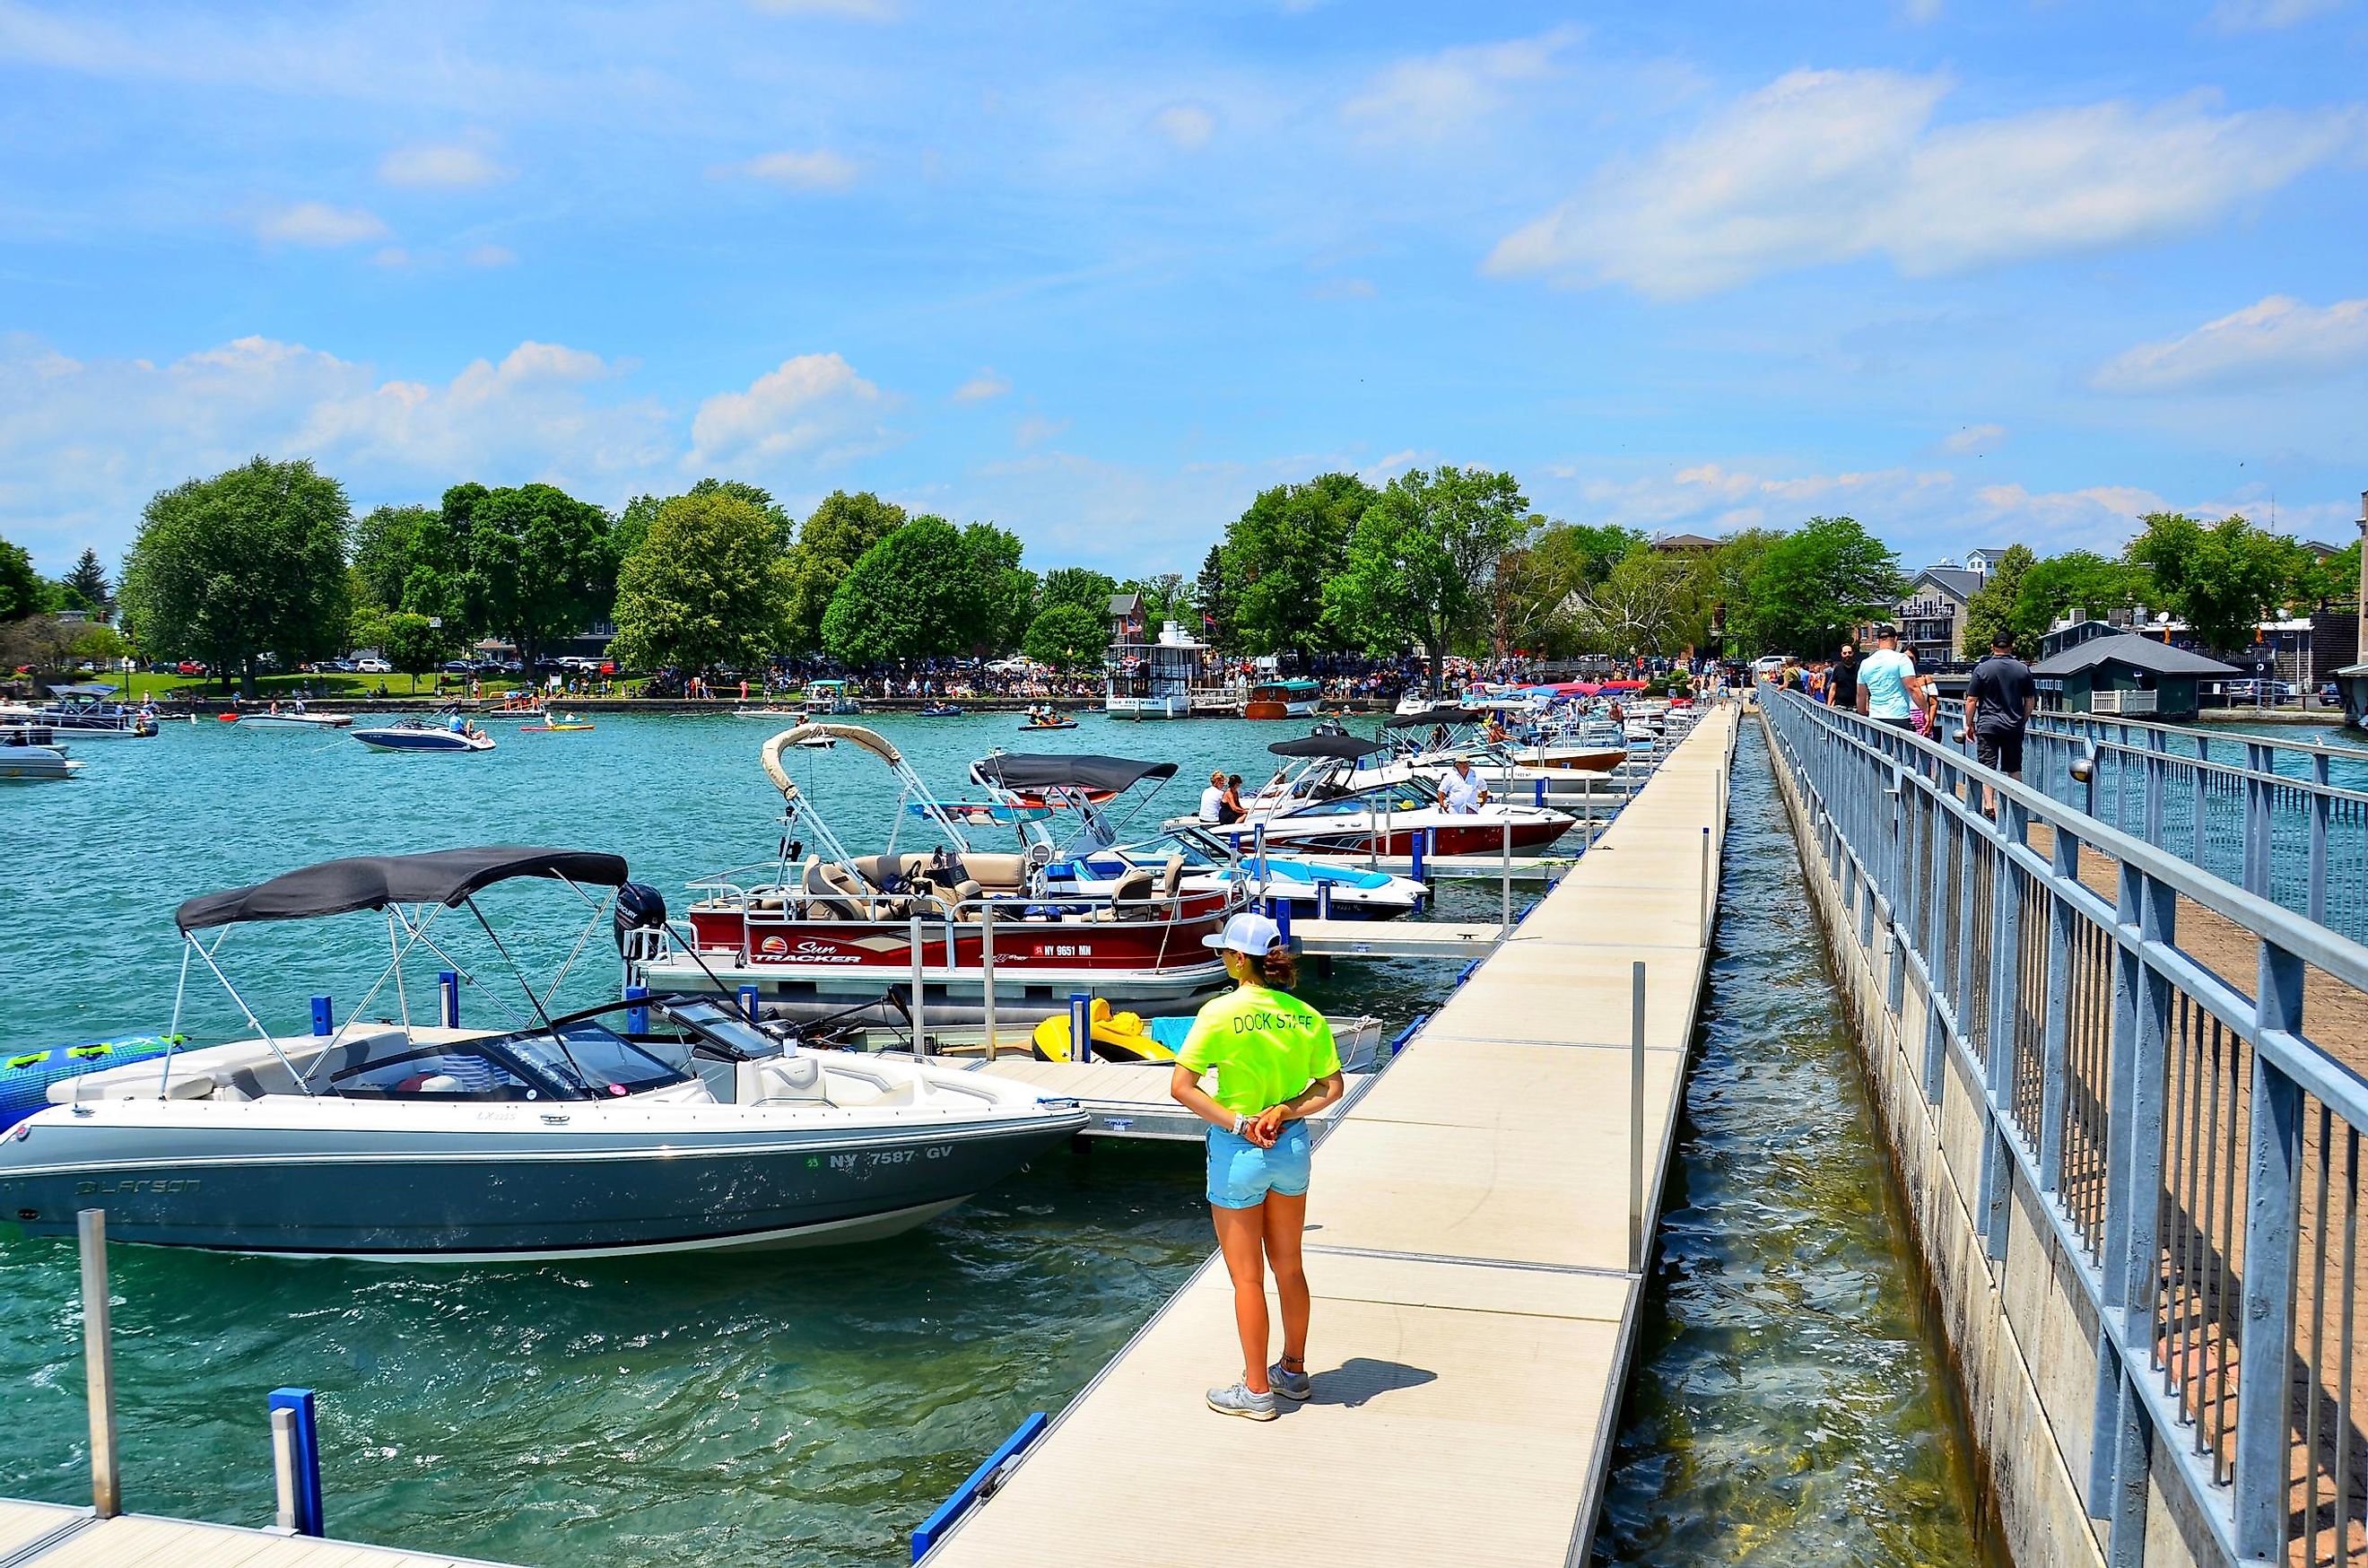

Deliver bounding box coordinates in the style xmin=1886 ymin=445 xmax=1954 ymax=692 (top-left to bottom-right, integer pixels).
xmin=4 ymin=454 xmax=2343 ymax=699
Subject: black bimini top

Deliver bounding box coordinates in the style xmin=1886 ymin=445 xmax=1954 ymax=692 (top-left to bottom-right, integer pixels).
xmin=971 ymin=754 xmax=1179 ymax=793
xmin=1381 ymin=706 xmax=1484 ymax=729
xmin=176 ymin=847 xmax=630 ymax=932
xmin=1267 ymin=735 xmax=1386 ymax=760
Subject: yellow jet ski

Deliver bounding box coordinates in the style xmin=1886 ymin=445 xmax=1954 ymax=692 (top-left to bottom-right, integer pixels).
xmin=1031 ymin=998 xmax=1181 ymax=1064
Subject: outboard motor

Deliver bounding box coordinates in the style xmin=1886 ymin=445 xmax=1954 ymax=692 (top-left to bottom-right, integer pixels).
xmin=614 ymin=880 xmax=669 ymax=982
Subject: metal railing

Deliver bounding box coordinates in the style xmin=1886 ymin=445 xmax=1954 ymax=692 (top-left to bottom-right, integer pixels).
xmin=1763 ymin=687 xmax=2368 ymax=1568
xmin=1943 ymin=709 xmax=2368 ymax=948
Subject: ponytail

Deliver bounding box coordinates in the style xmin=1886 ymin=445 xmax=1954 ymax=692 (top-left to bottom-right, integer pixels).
xmin=1256 ymin=945 xmax=1299 ymax=992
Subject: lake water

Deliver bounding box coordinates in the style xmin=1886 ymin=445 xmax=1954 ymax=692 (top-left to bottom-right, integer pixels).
xmin=1 ymin=710 xmax=1997 ymax=1565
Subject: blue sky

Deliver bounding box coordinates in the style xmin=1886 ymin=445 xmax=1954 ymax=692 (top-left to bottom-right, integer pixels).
xmin=2 ymin=0 xmax=2364 ymax=577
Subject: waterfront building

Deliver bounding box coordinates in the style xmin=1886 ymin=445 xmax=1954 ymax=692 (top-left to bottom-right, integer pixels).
xmin=2029 ymin=630 xmax=2236 ymax=719
xmin=1894 ymin=565 xmax=1985 ymax=668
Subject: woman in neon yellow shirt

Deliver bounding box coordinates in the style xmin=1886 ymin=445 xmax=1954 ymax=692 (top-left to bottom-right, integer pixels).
xmin=1170 ymin=911 xmax=1346 ymax=1421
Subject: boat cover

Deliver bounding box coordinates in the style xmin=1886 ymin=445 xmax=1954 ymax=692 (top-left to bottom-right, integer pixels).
xmin=1267 ymin=735 xmax=1387 ymax=759
xmin=1380 ymin=707 xmax=1484 ymax=728
xmin=971 ymin=754 xmax=1179 ymax=792
xmin=176 ymin=847 xmax=631 ymax=930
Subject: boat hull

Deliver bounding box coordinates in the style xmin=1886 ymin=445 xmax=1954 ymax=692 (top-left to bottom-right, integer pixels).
xmin=0 ymin=1109 xmax=1078 ymax=1259
xmin=353 ymin=729 xmax=493 ymax=753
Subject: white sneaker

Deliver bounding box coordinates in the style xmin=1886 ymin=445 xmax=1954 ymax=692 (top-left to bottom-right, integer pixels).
xmin=1268 ymin=1363 xmax=1312 ymax=1401
xmin=1206 ymin=1380 xmax=1278 ymax=1421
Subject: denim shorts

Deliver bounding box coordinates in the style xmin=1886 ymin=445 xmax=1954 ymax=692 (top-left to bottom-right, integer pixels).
xmin=1206 ymin=1119 xmax=1312 ymax=1208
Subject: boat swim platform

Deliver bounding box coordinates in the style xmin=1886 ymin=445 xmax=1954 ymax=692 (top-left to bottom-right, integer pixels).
xmin=0 ymin=1503 xmax=520 ymax=1568
xmin=917 ymin=701 xmax=1740 ymax=1568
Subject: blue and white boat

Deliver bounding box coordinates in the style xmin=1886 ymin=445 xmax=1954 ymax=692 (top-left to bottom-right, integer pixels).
xmin=352 ymin=713 xmax=496 ymax=753
xmin=0 ymin=848 xmax=1085 ymax=1258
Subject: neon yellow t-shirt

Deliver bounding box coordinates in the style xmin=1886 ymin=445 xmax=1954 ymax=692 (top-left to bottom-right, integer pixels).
xmin=1177 ymin=984 xmax=1343 ymax=1119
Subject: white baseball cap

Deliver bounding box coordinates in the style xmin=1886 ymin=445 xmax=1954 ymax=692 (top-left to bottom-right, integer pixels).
xmin=1203 ymin=910 xmax=1285 ymax=954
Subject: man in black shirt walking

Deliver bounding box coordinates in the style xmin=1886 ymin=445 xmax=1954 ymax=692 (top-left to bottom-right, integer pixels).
xmin=1963 ymin=632 xmax=2036 ymax=814
xmin=1827 ymin=641 xmax=1859 ymax=710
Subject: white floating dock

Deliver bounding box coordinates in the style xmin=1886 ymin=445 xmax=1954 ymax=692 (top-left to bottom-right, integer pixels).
xmin=0 ymin=1506 xmax=517 ymax=1567
xmin=918 ymin=701 xmax=1739 ymax=1568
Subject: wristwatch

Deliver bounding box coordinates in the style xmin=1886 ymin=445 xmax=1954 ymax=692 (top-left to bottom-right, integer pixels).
xmin=1231 ymin=1112 xmax=1249 ymax=1137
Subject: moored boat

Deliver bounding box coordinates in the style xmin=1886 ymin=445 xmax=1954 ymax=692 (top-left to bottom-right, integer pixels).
xmin=35 ymin=684 xmax=157 ymax=738
xmin=0 ymin=847 xmax=1085 ymax=1258
xmin=1243 ymin=676 xmax=1322 ymax=720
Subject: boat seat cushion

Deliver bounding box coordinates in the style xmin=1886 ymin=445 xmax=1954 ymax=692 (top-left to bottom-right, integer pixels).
xmin=961 ymin=853 xmax=1028 ymax=891
xmin=1111 ymin=868 xmax=1155 ymax=903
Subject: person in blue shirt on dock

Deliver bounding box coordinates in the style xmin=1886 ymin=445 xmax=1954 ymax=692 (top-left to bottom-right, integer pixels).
xmin=1855 ymin=625 xmax=1927 ymax=729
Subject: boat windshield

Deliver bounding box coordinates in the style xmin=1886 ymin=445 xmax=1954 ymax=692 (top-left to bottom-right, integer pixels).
xmin=327 ymin=1019 xmax=694 ymax=1102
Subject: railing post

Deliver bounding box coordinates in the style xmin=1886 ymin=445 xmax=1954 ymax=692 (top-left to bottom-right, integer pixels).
xmin=908 ymin=917 xmax=928 ymax=1057
xmin=1629 ymin=961 xmax=1647 ymax=1274
xmin=2102 ymin=868 xmax=2173 ymax=1318
xmin=2311 ymin=748 xmax=2331 ymax=928
xmin=2233 ymin=941 xmax=2304 ymax=1557
xmin=2242 ymin=741 xmax=2272 ymax=899
xmin=2038 ymin=825 xmax=2078 ymax=1189
xmin=1502 ymin=817 xmax=1513 ymax=931
xmin=2145 ymin=728 xmax=2167 ymax=849
xmin=980 ymin=905 xmax=998 ymax=1062
xmin=77 ymin=1209 xmax=119 ymax=1520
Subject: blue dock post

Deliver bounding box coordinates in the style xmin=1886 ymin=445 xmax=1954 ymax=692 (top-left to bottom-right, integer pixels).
xmin=309 ymin=996 xmax=333 ymax=1037
xmin=1410 ymin=828 xmax=1430 ymax=884
xmin=1067 ymin=992 xmax=1092 ymax=1064
xmin=737 ymin=983 xmax=761 ymax=1023
xmin=1533 ymin=777 xmax=1545 ymax=808
xmin=267 ymin=1387 xmax=324 ymax=1538
xmin=436 ymin=971 xmax=458 ymax=1029
xmin=1268 ymin=893 xmax=1293 ymax=943
xmin=1315 ymin=879 xmax=1333 ymax=920
xmin=624 ymin=984 xmax=649 ymax=1034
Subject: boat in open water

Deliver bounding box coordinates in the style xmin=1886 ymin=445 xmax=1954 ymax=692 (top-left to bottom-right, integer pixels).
xmin=353 ymin=713 xmax=496 ymax=752
xmin=35 ymin=684 xmax=157 ymax=738
xmin=0 ymin=847 xmax=1084 ymax=1259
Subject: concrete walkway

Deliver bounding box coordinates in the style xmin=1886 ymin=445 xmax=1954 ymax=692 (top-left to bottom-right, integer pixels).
xmin=921 ymin=703 xmax=1740 ymax=1568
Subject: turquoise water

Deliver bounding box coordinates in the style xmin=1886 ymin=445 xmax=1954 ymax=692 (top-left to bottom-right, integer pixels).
xmin=0 ymin=712 xmax=1998 ymax=1565
xmin=1595 ymin=727 xmax=2006 ymax=1568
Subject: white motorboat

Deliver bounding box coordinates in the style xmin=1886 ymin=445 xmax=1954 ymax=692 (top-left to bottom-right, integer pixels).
xmin=231 ymin=702 xmax=352 ymax=731
xmin=353 ymin=713 xmax=497 ymax=753
xmin=0 ymin=847 xmax=1085 ymax=1258
xmin=1192 ymin=736 xmax=1577 ymax=856
xmin=0 ymin=732 xmax=82 ymax=781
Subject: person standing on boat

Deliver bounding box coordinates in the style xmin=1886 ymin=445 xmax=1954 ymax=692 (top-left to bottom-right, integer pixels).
xmin=1170 ymin=912 xmax=1345 ymax=1421
xmin=1439 ymin=754 xmax=1489 ymax=814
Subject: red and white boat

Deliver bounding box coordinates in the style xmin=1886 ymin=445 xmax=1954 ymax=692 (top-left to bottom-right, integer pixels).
xmin=632 ymin=725 xmax=1239 ymax=1025
xmin=1184 ymin=735 xmax=1578 ymax=856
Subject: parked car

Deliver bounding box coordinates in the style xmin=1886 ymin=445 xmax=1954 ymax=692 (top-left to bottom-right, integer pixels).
xmin=175 ymin=659 xmax=208 ymax=675
xmin=354 ymin=658 xmax=393 ymax=675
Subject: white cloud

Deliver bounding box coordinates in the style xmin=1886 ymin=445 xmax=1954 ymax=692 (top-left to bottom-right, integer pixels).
xmin=736 ymin=149 xmax=860 ymax=190
xmin=1014 ymin=414 xmax=1069 ymax=449
xmin=2208 ymin=0 xmax=2343 ymax=30
xmin=257 ymin=201 xmax=387 ymax=247
xmin=1902 ymin=0 xmax=1943 ymax=20
xmin=1942 ymin=422 xmax=2007 ymax=453
xmin=1487 ymin=70 xmax=2360 ymax=297
xmin=465 ymin=244 xmax=518 ymax=268
xmin=746 ymin=0 xmax=897 ymax=18
xmin=952 ymin=369 xmax=1010 ymax=403
xmin=1344 ymin=24 xmax=1581 ymax=141
xmin=1967 ymin=482 xmax=2168 ymax=545
xmin=2093 ymin=295 xmax=2368 ymax=393
xmin=378 ymin=143 xmax=510 ymax=188
xmin=690 ymin=353 xmax=884 ymax=466
xmin=1152 ymin=104 xmax=1215 ymax=150
xmin=0 ymin=333 xmax=671 ymax=567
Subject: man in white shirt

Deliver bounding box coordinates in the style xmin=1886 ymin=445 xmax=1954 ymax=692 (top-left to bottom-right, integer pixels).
xmin=1854 ymin=625 xmax=1927 ymax=728
xmin=1198 ymin=770 xmax=1227 ymax=823
xmin=1439 ymin=757 xmax=1489 ymax=814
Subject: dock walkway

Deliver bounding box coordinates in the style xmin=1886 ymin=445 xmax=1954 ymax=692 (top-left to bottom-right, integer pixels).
xmin=919 ymin=703 xmax=1739 ymax=1568
xmin=0 ymin=1502 xmax=512 ymax=1567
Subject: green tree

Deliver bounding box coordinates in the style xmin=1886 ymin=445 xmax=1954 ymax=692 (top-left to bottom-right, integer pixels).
xmin=1739 ymin=517 xmax=1902 ymax=656
xmin=788 ymin=491 xmax=907 ymax=652
xmin=1123 ymin=572 xmax=1190 ymax=628
xmin=1223 ymin=473 xmax=1374 ymax=658
xmin=1696 ymin=528 xmax=1779 ymax=658
xmin=1566 ymin=543 xmax=1706 ymax=659
xmin=612 ymin=492 xmax=666 ymax=567
xmin=962 ymin=522 xmax=1036 ymax=653
xmin=1022 ymin=601 xmax=1107 ymax=669
xmin=1323 ymin=466 xmax=1536 ymax=693
xmin=2307 ymin=541 xmax=2363 ymax=609
xmin=64 ymin=549 xmax=110 ymax=617
xmin=2011 ymin=550 xmax=2146 ymax=645
xmin=1194 ymin=545 xmax=1230 ymax=649
xmin=353 ymin=504 xmax=437 ymax=612
xmin=610 ymin=490 xmax=795 ymax=675
xmin=118 ymin=457 xmax=353 ymax=696
xmin=688 ymin=477 xmax=796 ymax=550
xmin=459 ymin=483 xmax=614 ymax=666
xmin=2126 ymin=511 xmax=2308 ymax=656
xmin=821 ymin=518 xmax=982 ymax=666
xmin=0 ymin=536 xmax=40 ymax=622
xmin=380 ymin=612 xmax=451 ymax=693
xmin=1040 ymin=568 xmax=1120 ymax=614
xmin=1961 ymin=544 xmax=2036 ymax=656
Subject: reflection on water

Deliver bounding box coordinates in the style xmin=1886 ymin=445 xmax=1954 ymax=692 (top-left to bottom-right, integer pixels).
xmin=1594 ymin=727 xmax=2007 ymax=1568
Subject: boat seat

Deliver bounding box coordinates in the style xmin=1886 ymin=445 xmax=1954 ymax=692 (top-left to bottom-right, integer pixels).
xmin=1111 ymin=867 xmax=1156 ymax=905
xmin=851 ymin=852 xmax=933 ymax=891
xmin=228 ymin=1028 xmax=413 ymax=1099
xmin=961 ymin=852 xmax=1028 ymax=892
xmin=803 ymin=858 xmax=868 ymax=921
xmin=1159 ymin=854 xmax=1185 ymax=898
xmin=744 ymin=1054 xmax=831 ymax=1107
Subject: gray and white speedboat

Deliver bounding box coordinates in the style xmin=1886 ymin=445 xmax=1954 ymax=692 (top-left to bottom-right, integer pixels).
xmin=0 ymin=847 xmax=1084 ymax=1259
